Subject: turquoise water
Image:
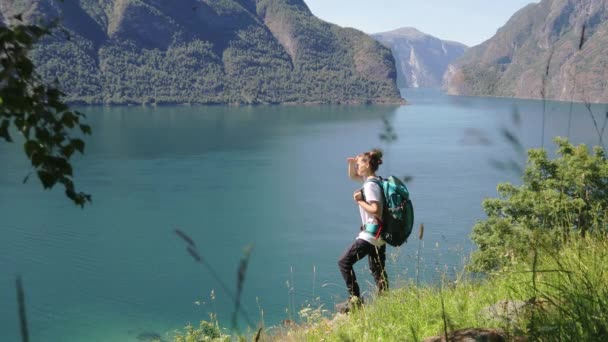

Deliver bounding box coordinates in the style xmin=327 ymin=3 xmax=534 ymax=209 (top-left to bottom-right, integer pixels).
xmin=1 ymin=89 xmax=606 ymax=341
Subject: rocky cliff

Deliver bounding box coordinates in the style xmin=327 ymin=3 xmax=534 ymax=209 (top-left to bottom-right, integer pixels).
xmin=0 ymin=0 xmax=403 ymax=105
xmin=372 ymin=27 xmax=467 ymax=88
xmin=443 ymin=0 xmax=608 ymax=103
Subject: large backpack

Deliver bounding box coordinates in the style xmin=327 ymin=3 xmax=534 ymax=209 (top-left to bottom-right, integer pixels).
xmin=365 ymin=176 xmax=414 ymax=247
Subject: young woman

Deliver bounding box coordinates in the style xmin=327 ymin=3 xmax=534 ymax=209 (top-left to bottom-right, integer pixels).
xmin=337 ymin=149 xmax=388 ymax=313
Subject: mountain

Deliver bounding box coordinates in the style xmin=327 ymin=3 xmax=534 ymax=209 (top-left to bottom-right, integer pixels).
xmin=372 ymin=27 xmax=467 ymax=88
xmin=443 ymin=0 xmax=608 ymax=103
xmin=0 ymin=0 xmax=403 ymax=105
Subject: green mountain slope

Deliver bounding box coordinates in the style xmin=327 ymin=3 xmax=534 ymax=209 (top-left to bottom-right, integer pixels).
xmin=1 ymin=0 xmax=403 ymax=105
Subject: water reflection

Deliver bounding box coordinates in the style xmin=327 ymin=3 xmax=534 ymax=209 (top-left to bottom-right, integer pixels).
xmin=77 ymin=104 xmax=400 ymax=159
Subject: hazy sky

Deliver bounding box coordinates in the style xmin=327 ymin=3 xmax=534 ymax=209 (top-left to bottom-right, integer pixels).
xmin=303 ymin=0 xmax=540 ymax=46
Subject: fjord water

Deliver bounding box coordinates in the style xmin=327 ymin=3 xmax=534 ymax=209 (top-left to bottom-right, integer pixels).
xmin=1 ymin=89 xmax=606 ymax=341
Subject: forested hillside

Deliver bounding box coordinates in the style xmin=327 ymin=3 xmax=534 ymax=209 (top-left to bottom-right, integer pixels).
xmin=0 ymin=0 xmax=403 ymax=105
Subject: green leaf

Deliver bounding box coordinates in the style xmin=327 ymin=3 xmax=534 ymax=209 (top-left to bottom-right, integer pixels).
xmin=31 ymin=151 xmax=46 ymax=167
xmin=14 ymin=27 xmax=33 ymax=46
xmin=52 ymin=133 xmax=66 ymax=145
xmin=15 ymin=58 xmax=33 ymax=78
xmin=61 ymin=145 xmax=75 ymax=158
xmin=71 ymin=139 xmax=85 ymax=153
xmin=35 ymin=128 xmax=51 ymax=143
xmin=0 ymin=119 xmax=11 ymax=142
xmin=48 ymin=156 xmax=70 ymax=172
xmin=60 ymin=160 xmax=73 ymax=176
xmin=37 ymin=171 xmax=56 ymax=189
xmin=24 ymin=140 xmax=39 ymax=158
xmin=61 ymin=112 xmax=76 ymax=128
xmin=51 ymin=101 xmax=69 ymax=113
xmin=46 ymin=88 xmax=63 ymax=100
xmin=14 ymin=117 xmax=25 ymax=131
xmin=27 ymin=26 xmax=48 ymax=38
xmin=79 ymin=124 xmax=92 ymax=135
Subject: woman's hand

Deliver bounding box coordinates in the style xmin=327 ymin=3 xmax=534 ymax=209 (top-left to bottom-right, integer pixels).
xmin=353 ymin=190 xmax=363 ymax=202
xmin=348 ymin=156 xmax=361 ymax=181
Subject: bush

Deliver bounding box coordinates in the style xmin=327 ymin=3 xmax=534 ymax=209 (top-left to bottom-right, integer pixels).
xmin=470 ymin=137 xmax=608 ymax=272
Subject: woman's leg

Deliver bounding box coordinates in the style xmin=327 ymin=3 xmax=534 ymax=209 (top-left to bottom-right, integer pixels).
xmin=369 ymin=244 xmax=388 ymax=293
xmin=338 ymin=239 xmax=372 ymax=298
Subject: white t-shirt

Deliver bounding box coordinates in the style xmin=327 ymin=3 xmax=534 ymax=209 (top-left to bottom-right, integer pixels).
xmin=357 ymin=179 xmax=385 ymax=246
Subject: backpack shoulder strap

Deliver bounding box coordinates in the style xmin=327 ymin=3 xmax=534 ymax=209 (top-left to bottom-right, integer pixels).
xmin=363 ymin=177 xmax=387 ymax=206
xmin=364 ymin=176 xmax=383 ymax=188
xmin=363 ymin=177 xmax=387 ymax=238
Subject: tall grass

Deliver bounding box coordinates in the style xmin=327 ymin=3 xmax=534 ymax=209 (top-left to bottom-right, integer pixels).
xmin=523 ymin=236 xmax=608 ymax=341
xmin=265 ymin=235 xmax=608 ymax=341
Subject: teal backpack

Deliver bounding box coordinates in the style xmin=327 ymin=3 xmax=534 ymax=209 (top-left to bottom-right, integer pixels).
xmin=365 ymin=176 xmax=414 ymax=247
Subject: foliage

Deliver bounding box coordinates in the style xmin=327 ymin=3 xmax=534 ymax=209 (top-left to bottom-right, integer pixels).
xmin=172 ymin=321 xmax=228 ymax=342
xmin=298 ymin=302 xmax=328 ymax=325
xmin=0 ymin=17 xmax=91 ymax=206
xmin=470 ymin=137 xmax=608 ymax=272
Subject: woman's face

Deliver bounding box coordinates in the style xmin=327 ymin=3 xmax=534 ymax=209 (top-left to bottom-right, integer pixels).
xmin=356 ymin=156 xmax=371 ymax=176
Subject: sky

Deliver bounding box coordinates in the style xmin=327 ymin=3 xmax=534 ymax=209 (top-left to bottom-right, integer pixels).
xmin=303 ymin=0 xmax=541 ymax=47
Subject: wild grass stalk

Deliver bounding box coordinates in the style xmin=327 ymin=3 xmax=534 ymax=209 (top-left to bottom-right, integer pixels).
xmin=232 ymin=245 xmax=253 ymax=332
xmin=583 ymin=102 xmax=607 ymax=151
xmin=526 ymin=236 xmax=608 ymax=341
xmin=540 ymin=50 xmax=554 ymax=149
xmin=16 ymin=275 xmax=29 ymax=342
xmin=310 ymin=265 xmax=315 ymax=300
xmin=285 ymin=266 xmax=297 ymax=323
xmin=416 ymin=223 xmax=424 ymax=287
xmin=255 ymin=296 xmax=265 ymax=329
xmin=439 ymin=289 xmax=450 ymax=342
xmin=174 ymin=229 xmax=254 ymax=329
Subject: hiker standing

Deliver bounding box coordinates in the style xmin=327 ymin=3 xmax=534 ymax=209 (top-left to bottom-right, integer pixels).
xmin=337 ymin=149 xmax=388 ymax=313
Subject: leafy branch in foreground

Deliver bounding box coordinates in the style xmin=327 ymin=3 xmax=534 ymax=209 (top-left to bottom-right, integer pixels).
xmin=0 ymin=17 xmax=91 ymax=207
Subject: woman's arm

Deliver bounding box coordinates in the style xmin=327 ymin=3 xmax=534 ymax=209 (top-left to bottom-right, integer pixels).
xmin=357 ymin=200 xmax=381 ymax=217
xmin=353 ymin=191 xmax=381 ymax=217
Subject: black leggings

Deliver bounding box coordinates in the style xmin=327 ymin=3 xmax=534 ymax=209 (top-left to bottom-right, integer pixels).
xmin=338 ymin=238 xmax=388 ymax=298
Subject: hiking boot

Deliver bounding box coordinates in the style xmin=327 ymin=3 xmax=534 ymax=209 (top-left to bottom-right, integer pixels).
xmin=335 ymin=296 xmax=363 ymax=314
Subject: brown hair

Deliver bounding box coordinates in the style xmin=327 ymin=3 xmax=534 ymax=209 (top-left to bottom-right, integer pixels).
xmin=360 ymin=148 xmax=383 ymax=172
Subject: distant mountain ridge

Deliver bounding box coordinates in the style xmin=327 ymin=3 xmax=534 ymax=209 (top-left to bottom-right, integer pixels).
xmin=372 ymin=27 xmax=467 ymax=88
xmin=0 ymin=0 xmax=403 ymax=105
xmin=443 ymin=0 xmax=608 ymax=103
